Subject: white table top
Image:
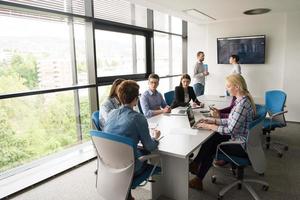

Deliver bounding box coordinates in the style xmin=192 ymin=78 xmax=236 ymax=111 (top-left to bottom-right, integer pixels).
xmin=198 ymin=95 xmax=265 ymax=109
xmin=197 ymin=95 xmax=233 ymax=103
xmin=147 ymin=112 xmax=213 ymax=159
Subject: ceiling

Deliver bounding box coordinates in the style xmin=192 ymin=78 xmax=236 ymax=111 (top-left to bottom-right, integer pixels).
xmin=131 ymin=0 xmax=300 ymax=24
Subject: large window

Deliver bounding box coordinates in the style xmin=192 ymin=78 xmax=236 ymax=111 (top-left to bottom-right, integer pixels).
xmin=153 ymin=12 xmax=184 ymax=77
xmin=95 ymin=30 xmax=146 ymax=77
xmin=0 ymin=15 xmax=74 ymax=93
xmin=0 ymin=5 xmax=92 ymax=174
xmin=0 ymin=91 xmax=86 ymax=172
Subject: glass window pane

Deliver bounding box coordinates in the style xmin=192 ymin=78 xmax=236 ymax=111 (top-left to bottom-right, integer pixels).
xmin=79 ymin=89 xmax=92 ymax=141
xmin=98 ymin=85 xmax=112 ymax=106
xmin=0 ymin=14 xmax=74 ymax=94
xmin=134 ymin=4 xmax=147 ymax=28
xmin=153 ymin=11 xmax=169 ymax=32
xmin=172 ymin=35 xmax=183 ymax=75
xmin=93 ymin=0 xmax=147 ymax=28
xmin=154 ymin=32 xmax=170 ymax=76
xmin=0 ymin=91 xmax=79 ymax=172
xmin=74 ymin=22 xmax=88 ymax=85
xmin=171 ymin=16 xmax=182 ymax=34
xmin=95 ymin=30 xmax=146 ymax=77
xmin=136 ymin=36 xmax=146 ymax=74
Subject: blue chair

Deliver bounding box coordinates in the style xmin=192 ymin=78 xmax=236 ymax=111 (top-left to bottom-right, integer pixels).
xmin=263 ymin=90 xmax=288 ymax=157
xmin=91 ymin=111 xmax=101 ymax=131
xmin=90 ymin=130 xmax=161 ymax=200
xmin=212 ymin=105 xmax=269 ymax=200
xmin=164 ymin=90 xmax=175 ymax=106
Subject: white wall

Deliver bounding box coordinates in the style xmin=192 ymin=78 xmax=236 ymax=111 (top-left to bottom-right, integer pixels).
xmin=282 ymin=11 xmax=300 ymax=121
xmin=188 ymin=13 xmax=300 ymax=121
xmin=187 ymin=23 xmax=207 ymax=74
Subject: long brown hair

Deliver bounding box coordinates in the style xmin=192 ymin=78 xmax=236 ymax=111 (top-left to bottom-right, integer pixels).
xmin=179 ymin=73 xmax=191 ymax=87
xmin=226 ymin=74 xmax=256 ymax=115
xmin=109 ymin=78 xmax=125 ymax=98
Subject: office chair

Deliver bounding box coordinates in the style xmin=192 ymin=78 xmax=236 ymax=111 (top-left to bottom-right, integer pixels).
xmin=90 ymin=130 xmax=161 ymax=200
xmin=137 ymin=98 xmax=144 ymax=114
xmin=164 ymin=90 xmax=175 ymax=106
xmin=263 ymin=90 xmax=288 ymax=157
xmin=212 ymin=105 xmax=269 ymax=200
xmin=92 ymin=111 xmax=101 ymax=131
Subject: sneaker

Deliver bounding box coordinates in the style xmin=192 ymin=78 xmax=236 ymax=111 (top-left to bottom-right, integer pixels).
xmin=189 ymin=177 xmax=203 ymax=191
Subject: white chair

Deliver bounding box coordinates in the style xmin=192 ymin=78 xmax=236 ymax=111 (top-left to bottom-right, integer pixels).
xmin=90 ymin=130 xmax=161 ymax=200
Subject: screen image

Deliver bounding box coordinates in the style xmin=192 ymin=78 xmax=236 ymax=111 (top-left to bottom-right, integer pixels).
xmin=217 ymin=35 xmax=265 ymax=64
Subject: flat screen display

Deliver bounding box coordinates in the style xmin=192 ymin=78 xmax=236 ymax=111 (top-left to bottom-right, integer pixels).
xmin=217 ymin=35 xmax=265 ymax=64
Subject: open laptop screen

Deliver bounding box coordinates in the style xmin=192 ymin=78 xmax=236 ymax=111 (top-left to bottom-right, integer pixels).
xmin=187 ymin=106 xmax=195 ymax=127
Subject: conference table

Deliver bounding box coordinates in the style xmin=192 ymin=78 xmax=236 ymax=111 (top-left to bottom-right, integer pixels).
xmin=147 ymin=108 xmax=214 ymax=200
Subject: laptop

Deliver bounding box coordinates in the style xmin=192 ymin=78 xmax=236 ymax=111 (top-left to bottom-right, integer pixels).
xmin=170 ymin=106 xmax=188 ymax=115
xmin=186 ymin=105 xmax=196 ymax=128
xmin=187 ymin=106 xmax=206 ymax=129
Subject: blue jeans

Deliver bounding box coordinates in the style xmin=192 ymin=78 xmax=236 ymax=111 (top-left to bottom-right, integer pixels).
xmin=193 ymin=83 xmax=204 ymax=96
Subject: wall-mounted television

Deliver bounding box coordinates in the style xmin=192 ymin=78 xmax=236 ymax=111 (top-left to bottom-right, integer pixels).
xmin=217 ymin=35 xmax=265 ymax=64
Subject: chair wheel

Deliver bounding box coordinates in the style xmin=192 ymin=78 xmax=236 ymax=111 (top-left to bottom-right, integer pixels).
xmin=217 ymin=195 xmax=223 ymax=200
xmin=259 ymin=173 xmax=264 ymax=177
xmin=284 ymin=146 xmax=288 ymax=151
xmin=238 ymin=183 xmax=242 ymax=190
xmin=262 ymin=185 xmax=269 ymax=191
xmin=277 ymin=153 xmax=283 ymax=158
xmin=211 ymin=176 xmax=217 ymax=184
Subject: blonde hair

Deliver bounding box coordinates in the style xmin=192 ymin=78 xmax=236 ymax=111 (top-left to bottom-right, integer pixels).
xmin=226 ymin=74 xmax=256 ymax=116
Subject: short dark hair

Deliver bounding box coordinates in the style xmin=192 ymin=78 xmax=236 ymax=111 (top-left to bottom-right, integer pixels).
xmin=179 ymin=73 xmax=191 ymax=87
xmin=230 ymin=54 xmax=239 ymax=62
xmin=109 ymin=78 xmax=125 ymax=98
xmin=197 ymin=51 xmax=204 ymax=57
xmin=148 ymin=73 xmax=160 ymax=81
xmin=117 ymin=80 xmax=140 ymax=105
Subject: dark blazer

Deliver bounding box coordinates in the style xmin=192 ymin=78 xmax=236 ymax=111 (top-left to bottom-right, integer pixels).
xmin=171 ymin=86 xmax=200 ymax=108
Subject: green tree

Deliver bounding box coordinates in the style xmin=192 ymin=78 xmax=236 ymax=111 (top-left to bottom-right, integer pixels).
xmin=10 ymin=53 xmax=38 ymax=89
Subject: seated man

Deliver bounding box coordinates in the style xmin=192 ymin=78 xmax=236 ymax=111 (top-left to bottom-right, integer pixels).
xmin=140 ymin=74 xmax=171 ymax=118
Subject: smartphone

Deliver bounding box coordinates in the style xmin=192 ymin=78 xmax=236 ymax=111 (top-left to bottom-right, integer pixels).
xmin=208 ymin=105 xmax=215 ymax=110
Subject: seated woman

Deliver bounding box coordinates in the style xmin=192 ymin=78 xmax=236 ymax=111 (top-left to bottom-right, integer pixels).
xmin=99 ymin=78 xmax=124 ymax=130
xmin=171 ymin=73 xmax=202 ymax=109
xmin=189 ymin=74 xmax=256 ymax=191
xmin=104 ymin=80 xmax=160 ymax=200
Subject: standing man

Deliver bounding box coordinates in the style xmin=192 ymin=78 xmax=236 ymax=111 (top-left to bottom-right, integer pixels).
xmin=140 ymin=73 xmax=171 ymax=118
xmin=193 ymin=51 xmax=209 ymax=96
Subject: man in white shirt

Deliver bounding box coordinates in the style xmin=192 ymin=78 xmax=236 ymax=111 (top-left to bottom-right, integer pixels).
xmin=229 ymin=54 xmax=241 ymax=74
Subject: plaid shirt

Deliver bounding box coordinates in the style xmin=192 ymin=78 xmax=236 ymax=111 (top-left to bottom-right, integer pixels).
xmin=217 ymin=96 xmax=254 ymax=148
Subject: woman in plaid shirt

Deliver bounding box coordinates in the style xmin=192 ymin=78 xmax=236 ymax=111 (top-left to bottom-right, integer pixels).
xmin=189 ymin=74 xmax=256 ymax=191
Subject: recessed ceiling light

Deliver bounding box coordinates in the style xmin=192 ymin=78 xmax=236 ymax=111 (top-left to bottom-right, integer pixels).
xmin=244 ymin=8 xmax=271 ymax=15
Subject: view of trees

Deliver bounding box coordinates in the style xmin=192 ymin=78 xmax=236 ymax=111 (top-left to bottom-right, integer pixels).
xmin=0 ymin=53 xmax=90 ymax=172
